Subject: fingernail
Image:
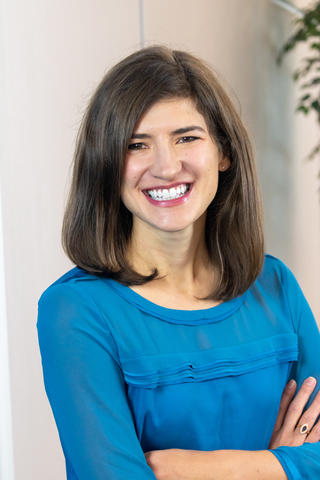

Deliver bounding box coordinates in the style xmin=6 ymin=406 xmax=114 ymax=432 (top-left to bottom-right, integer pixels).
xmin=288 ymin=379 xmax=295 ymax=388
xmin=306 ymin=377 xmax=316 ymax=385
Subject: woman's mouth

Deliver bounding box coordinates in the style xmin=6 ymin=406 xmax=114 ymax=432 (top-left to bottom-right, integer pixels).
xmin=145 ymin=183 xmax=191 ymax=201
xmin=142 ymin=183 xmax=193 ymax=207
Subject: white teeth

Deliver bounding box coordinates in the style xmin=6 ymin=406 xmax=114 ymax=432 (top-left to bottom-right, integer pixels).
xmin=146 ymin=183 xmax=190 ymax=201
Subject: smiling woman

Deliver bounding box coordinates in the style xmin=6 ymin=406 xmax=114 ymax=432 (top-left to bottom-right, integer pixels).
xmin=37 ymin=46 xmax=320 ymax=480
xmin=60 ymin=45 xmax=263 ymax=301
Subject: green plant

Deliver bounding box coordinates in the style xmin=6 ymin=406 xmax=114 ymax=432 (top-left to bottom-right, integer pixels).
xmin=277 ymin=0 xmax=320 ymax=162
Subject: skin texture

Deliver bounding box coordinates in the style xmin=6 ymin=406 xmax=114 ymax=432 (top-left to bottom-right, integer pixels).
xmin=122 ymin=96 xmax=229 ymax=234
xmin=144 ymin=377 xmax=320 ymax=479
xmin=144 ymin=449 xmax=286 ymax=480
xmin=268 ymin=376 xmax=320 ymax=447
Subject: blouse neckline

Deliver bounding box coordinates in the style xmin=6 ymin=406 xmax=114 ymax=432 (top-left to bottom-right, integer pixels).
xmin=106 ymin=278 xmax=247 ymax=325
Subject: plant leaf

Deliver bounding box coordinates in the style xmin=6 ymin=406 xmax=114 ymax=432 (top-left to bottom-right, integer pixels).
xmin=296 ymin=105 xmax=310 ymax=114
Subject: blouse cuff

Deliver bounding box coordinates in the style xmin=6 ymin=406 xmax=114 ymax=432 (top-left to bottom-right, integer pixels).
xmin=269 ymin=448 xmax=302 ymax=480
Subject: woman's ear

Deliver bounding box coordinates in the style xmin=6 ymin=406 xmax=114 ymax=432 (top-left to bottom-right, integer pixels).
xmin=218 ymin=157 xmax=231 ymax=171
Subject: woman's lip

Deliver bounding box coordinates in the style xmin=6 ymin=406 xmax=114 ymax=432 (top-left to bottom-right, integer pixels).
xmin=142 ymin=181 xmax=193 ymax=192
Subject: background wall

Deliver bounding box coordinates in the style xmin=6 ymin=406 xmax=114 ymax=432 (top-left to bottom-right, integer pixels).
xmin=0 ymin=0 xmax=319 ymax=479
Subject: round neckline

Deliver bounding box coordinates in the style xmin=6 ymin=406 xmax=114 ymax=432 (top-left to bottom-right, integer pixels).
xmin=106 ymin=278 xmax=246 ymax=325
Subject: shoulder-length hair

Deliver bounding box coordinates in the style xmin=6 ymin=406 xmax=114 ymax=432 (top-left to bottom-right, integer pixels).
xmin=62 ymin=45 xmax=265 ymax=302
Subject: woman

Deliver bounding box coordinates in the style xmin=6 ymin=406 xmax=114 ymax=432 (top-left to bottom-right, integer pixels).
xmin=37 ymin=46 xmax=320 ymax=480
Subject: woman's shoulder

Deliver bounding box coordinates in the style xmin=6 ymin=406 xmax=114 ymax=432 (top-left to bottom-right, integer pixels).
xmin=38 ymin=266 xmax=118 ymax=308
xmin=36 ymin=267 xmax=123 ymax=362
xmin=261 ymin=253 xmax=296 ymax=283
xmin=258 ymin=253 xmax=305 ymax=303
xmin=39 ymin=266 xmax=93 ymax=300
xmin=263 ymin=252 xmax=288 ymax=270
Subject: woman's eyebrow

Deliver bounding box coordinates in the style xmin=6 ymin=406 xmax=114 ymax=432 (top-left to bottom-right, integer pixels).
xmin=131 ymin=125 xmax=206 ymax=139
xmin=172 ymin=125 xmax=206 ymax=135
xmin=130 ymin=133 xmax=152 ymax=139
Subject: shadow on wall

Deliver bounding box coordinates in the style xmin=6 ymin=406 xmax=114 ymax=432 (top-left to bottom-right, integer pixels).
xmin=254 ymin=3 xmax=295 ymax=260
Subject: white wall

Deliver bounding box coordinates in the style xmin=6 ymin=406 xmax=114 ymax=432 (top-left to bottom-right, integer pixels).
xmin=0 ymin=1 xmax=140 ymax=478
xmin=0 ymin=190 xmax=14 ymax=480
xmin=0 ymin=1 xmax=319 ymax=479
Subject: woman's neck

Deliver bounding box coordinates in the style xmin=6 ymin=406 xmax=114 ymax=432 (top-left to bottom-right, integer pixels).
xmin=126 ymin=216 xmax=216 ymax=296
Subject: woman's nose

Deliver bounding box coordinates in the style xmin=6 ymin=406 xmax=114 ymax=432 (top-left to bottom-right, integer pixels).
xmin=149 ymin=144 xmax=182 ymax=179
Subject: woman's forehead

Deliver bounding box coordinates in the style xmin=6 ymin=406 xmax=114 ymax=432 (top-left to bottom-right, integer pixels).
xmin=133 ymin=97 xmax=208 ymax=133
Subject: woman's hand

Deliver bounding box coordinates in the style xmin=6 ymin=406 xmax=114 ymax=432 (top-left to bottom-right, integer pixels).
xmin=269 ymin=377 xmax=320 ymax=448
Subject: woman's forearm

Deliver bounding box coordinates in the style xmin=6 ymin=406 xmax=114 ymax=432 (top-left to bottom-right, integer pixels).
xmin=145 ymin=448 xmax=288 ymax=480
xmin=185 ymin=449 xmax=287 ymax=480
xmin=193 ymin=450 xmax=287 ymax=480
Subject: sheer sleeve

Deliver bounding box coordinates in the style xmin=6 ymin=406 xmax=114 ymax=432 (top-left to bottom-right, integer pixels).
xmin=269 ymin=260 xmax=320 ymax=480
xmin=37 ymin=283 xmax=157 ymax=480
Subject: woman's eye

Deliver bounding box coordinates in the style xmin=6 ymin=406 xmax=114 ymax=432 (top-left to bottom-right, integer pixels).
xmin=178 ymin=136 xmax=199 ymax=143
xmin=128 ymin=143 xmax=147 ymax=150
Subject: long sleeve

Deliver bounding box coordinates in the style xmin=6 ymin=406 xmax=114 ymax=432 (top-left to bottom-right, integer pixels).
xmin=37 ymin=283 xmax=157 ymax=480
xmin=269 ymin=260 xmax=320 ymax=480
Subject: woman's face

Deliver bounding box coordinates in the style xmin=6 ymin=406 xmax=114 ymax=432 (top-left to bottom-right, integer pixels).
xmin=121 ymin=96 xmax=230 ymax=234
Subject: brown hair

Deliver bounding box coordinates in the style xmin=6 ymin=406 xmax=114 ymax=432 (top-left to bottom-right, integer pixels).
xmin=62 ymin=45 xmax=265 ymax=301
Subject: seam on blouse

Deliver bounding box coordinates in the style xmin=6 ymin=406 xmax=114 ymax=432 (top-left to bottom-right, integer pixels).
xmin=120 ymin=333 xmax=297 ymax=362
xmin=75 ymin=285 xmax=122 ymax=368
xmin=106 ymin=279 xmax=245 ymax=325
xmin=78 ymin=284 xmax=121 ymax=369
xmin=278 ymin=260 xmax=298 ymax=335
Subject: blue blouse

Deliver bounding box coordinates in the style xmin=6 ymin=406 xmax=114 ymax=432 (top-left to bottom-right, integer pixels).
xmin=37 ymin=254 xmax=320 ymax=480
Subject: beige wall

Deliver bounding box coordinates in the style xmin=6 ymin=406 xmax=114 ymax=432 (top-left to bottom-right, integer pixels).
xmin=0 ymin=1 xmax=140 ymax=479
xmin=290 ymin=0 xmax=320 ymax=322
xmin=0 ymin=1 xmax=319 ymax=479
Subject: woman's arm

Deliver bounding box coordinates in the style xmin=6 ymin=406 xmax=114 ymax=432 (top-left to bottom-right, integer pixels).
xmin=37 ymin=283 xmax=157 ymax=480
xmin=145 ymin=376 xmax=320 ymax=480
xmin=145 ymin=448 xmax=286 ymax=480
